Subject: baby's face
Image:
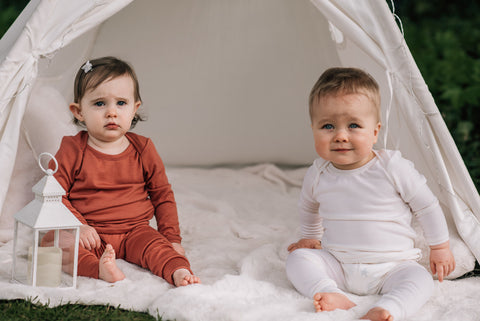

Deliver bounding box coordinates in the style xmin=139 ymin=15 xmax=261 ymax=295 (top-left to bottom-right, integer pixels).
xmin=72 ymin=75 xmax=140 ymax=146
xmin=310 ymin=93 xmax=381 ymax=170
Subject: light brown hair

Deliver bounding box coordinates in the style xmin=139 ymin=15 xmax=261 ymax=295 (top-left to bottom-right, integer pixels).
xmin=309 ymin=67 xmax=381 ymax=122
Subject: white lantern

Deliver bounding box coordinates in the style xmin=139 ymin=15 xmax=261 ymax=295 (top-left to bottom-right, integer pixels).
xmin=12 ymin=153 xmax=82 ymax=288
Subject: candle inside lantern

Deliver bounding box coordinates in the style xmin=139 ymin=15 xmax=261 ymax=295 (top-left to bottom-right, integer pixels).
xmin=27 ymin=246 xmax=62 ymax=287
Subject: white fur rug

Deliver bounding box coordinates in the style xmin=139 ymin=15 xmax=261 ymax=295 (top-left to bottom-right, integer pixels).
xmin=0 ymin=164 xmax=479 ymax=321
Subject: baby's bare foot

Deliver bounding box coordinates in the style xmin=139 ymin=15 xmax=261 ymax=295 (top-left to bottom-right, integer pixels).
xmin=173 ymin=268 xmax=201 ymax=287
xmin=361 ymin=307 xmax=394 ymax=321
xmin=98 ymin=244 xmax=125 ymax=283
xmin=313 ymin=292 xmax=356 ymax=312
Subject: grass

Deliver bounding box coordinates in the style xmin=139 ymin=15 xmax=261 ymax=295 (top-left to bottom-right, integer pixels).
xmin=0 ymin=299 xmax=159 ymax=321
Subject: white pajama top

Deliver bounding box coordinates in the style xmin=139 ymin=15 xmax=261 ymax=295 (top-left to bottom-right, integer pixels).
xmin=299 ymin=149 xmax=449 ymax=264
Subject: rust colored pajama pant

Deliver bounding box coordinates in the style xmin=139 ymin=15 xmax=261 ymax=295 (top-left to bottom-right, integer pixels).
xmin=78 ymin=225 xmax=191 ymax=284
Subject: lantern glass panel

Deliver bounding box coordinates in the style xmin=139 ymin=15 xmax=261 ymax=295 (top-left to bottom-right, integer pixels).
xmin=13 ymin=223 xmax=78 ymax=287
xmin=13 ymin=222 xmax=34 ymax=284
xmin=41 ymin=228 xmax=78 ymax=287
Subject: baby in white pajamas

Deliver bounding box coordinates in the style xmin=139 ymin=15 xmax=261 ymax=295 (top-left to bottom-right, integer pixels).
xmin=286 ymin=67 xmax=455 ymax=321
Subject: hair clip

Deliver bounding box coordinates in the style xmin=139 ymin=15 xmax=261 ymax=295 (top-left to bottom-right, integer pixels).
xmin=81 ymin=60 xmax=93 ymax=73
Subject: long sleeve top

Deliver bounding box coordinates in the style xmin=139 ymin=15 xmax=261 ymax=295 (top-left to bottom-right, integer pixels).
xmin=299 ymin=149 xmax=449 ymax=264
xmin=51 ymin=131 xmax=181 ymax=243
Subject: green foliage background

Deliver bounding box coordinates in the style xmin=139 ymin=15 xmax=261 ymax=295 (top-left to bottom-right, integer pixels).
xmin=0 ymin=0 xmax=29 ymax=36
xmin=395 ymin=0 xmax=480 ymax=191
xmin=1 ymin=0 xmax=479 ymax=191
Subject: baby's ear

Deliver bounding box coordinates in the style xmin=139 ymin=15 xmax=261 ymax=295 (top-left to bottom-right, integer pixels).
xmin=69 ymin=103 xmax=84 ymax=121
xmin=134 ymin=100 xmax=141 ymax=112
xmin=373 ymin=122 xmax=381 ymax=142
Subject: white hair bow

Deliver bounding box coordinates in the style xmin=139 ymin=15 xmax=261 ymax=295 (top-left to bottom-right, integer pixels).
xmin=81 ymin=60 xmax=93 ymax=73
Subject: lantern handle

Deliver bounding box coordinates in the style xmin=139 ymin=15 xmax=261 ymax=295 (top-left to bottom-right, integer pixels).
xmin=38 ymin=152 xmax=58 ymax=175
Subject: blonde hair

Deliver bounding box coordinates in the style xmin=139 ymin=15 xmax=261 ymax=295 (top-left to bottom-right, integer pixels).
xmin=309 ymin=67 xmax=381 ymax=122
xmin=72 ymin=56 xmax=144 ymax=128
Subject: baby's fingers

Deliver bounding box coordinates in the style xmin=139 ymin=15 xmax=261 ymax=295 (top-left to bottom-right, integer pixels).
xmin=437 ymin=265 xmax=444 ymax=282
xmin=448 ymin=261 xmax=456 ymax=276
xmin=444 ymin=261 xmax=456 ymax=278
xmin=93 ymin=233 xmax=101 ymax=249
xmin=312 ymin=242 xmax=322 ymax=249
xmin=430 ymin=261 xmax=436 ymax=276
xmin=86 ymin=231 xmax=100 ymax=249
xmin=79 ymin=238 xmax=90 ymax=250
xmin=287 ymin=243 xmax=298 ymax=252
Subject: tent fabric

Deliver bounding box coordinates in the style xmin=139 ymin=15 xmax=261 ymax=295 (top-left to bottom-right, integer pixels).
xmin=0 ymin=0 xmax=133 ymax=233
xmin=0 ymin=0 xmax=478 ymax=296
xmin=86 ymin=0 xmax=338 ymax=165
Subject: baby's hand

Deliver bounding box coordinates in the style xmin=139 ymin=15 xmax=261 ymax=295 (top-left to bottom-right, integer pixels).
xmin=287 ymin=238 xmax=321 ymax=252
xmin=172 ymin=242 xmax=186 ymax=256
xmin=79 ymin=224 xmax=101 ymax=251
xmin=430 ymin=241 xmax=455 ymax=282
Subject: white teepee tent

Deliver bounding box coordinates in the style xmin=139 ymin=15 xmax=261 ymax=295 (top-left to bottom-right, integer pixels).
xmin=0 ymin=0 xmax=479 ymax=275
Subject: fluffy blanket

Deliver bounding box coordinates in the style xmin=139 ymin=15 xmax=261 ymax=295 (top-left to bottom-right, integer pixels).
xmin=0 ymin=164 xmax=479 ymax=321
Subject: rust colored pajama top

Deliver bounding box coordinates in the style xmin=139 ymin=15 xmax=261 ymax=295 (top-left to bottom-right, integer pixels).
xmin=50 ymin=131 xmax=191 ymax=283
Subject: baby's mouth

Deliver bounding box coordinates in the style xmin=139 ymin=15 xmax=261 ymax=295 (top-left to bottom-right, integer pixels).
xmin=105 ymin=123 xmax=119 ymax=129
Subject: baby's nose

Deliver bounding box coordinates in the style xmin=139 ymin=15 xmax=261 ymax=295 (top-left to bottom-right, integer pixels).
xmin=334 ymin=129 xmax=348 ymax=142
xmin=105 ymin=105 xmax=117 ymax=117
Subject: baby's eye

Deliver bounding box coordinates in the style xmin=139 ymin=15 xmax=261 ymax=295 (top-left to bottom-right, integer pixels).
xmin=349 ymin=123 xmax=360 ymax=129
xmin=94 ymin=101 xmax=105 ymax=107
xmin=321 ymin=124 xmax=334 ymax=130
xmin=117 ymin=101 xmax=126 ymax=106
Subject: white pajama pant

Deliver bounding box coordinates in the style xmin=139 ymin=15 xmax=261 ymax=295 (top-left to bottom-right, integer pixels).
xmin=286 ymin=249 xmax=434 ymax=320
